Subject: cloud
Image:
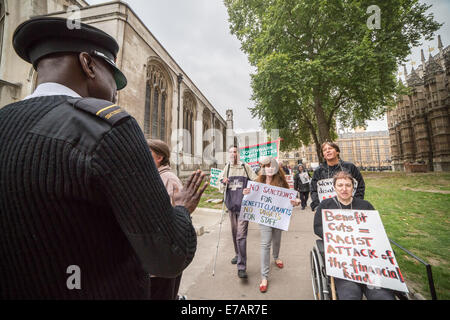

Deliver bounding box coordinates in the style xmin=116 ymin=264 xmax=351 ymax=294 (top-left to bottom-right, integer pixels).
xmin=89 ymin=0 xmax=449 ymax=134
xmin=88 ymin=0 xmax=261 ymax=131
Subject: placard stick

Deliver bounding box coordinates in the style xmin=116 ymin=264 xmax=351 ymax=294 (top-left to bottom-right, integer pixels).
xmin=330 ymin=276 xmax=337 ymax=300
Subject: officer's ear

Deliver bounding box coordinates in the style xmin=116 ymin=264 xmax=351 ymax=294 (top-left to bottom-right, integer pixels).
xmin=79 ymin=52 xmax=96 ymax=80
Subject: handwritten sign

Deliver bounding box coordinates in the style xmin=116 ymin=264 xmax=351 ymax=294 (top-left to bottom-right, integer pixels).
xmin=317 ymin=178 xmax=358 ymax=202
xmin=299 ymin=172 xmax=311 ymax=184
xmin=209 ymin=168 xmax=223 ymax=189
xmin=322 ymin=209 xmax=408 ymax=293
xmin=285 ymin=175 xmax=294 ymax=189
xmin=239 ymin=181 xmax=297 ymax=231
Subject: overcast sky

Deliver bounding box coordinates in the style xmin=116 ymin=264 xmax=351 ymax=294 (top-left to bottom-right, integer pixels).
xmin=87 ymin=0 xmax=448 ymax=134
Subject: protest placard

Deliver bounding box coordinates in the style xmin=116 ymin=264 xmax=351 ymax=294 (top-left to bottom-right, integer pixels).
xmin=299 ymin=172 xmax=311 ymax=184
xmin=317 ymin=178 xmax=358 ymax=202
xmin=239 ymin=181 xmax=297 ymax=231
xmin=322 ymin=209 xmax=408 ymax=293
xmin=239 ymin=140 xmax=279 ymax=167
xmin=209 ymin=168 xmax=223 ymax=189
xmin=285 ymin=174 xmax=294 ymax=189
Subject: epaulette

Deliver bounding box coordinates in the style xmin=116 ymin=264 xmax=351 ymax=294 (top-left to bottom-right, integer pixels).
xmin=68 ymin=97 xmax=130 ymax=126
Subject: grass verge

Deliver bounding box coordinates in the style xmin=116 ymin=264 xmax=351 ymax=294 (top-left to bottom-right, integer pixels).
xmin=363 ymin=172 xmax=450 ymax=300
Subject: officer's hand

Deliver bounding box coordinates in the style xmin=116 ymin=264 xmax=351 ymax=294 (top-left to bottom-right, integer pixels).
xmin=173 ymin=170 xmax=208 ymax=213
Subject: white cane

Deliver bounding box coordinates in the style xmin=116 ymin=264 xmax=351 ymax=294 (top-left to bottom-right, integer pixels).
xmin=212 ymin=180 xmax=227 ymax=277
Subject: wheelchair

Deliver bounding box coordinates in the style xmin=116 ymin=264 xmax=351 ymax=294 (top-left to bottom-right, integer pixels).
xmin=310 ymin=239 xmax=410 ymax=300
xmin=310 ymin=240 xmax=331 ymax=300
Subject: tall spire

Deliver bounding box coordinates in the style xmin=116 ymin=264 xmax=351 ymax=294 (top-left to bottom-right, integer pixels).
xmin=403 ymin=64 xmax=408 ymax=77
xmin=438 ymin=34 xmax=443 ymax=51
xmin=421 ymin=49 xmax=425 ymax=65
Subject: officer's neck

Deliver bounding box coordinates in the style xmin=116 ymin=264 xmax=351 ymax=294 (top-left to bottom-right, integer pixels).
xmin=36 ymin=55 xmax=88 ymax=98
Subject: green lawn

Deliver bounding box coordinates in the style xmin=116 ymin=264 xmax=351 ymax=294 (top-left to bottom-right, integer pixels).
xmin=363 ymin=172 xmax=450 ymax=300
xmin=198 ymin=181 xmax=224 ymax=209
xmin=197 ymin=171 xmax=450 ymax=299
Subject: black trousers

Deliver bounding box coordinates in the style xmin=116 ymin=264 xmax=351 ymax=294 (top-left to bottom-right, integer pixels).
xmin=150 ymin=274 xmax=182 ymax=300
xmin=334 ymin=278 xmax=395 ymax=300
xmin=299 ymin=191 xmax=309 ymax=208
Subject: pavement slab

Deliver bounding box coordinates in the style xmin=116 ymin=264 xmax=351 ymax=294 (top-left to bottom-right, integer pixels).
xmin=179 ymin=203 xmax=317 ymax=300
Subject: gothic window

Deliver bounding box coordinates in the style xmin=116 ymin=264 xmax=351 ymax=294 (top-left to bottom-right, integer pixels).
xmin=160 ymin=94 xmax=166 ymax=141
xmin=202 ymin=109 xmax=211 ymax=156
xmin=144 ymin=62 xmax=171 ymax=142
xmin=144 ymin=82 xmax=151 ymax=134
xmin=183 ymin=91 xmax=196 ymax=155
xmin=152 ymin=88 xmax=159 ymax=138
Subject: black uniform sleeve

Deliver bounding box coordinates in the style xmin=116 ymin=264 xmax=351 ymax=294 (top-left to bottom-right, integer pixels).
xmin=90 ymin=117 xmax=196 ymax=278
xmin=310 ymin=169 xmax=320 ymax=210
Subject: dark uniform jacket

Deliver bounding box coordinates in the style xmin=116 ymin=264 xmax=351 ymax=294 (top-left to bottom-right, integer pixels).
xmin=0 ymin=95 xmax=196 ymax=299
xmin=310 ymin=160 xmax=365 ymax=211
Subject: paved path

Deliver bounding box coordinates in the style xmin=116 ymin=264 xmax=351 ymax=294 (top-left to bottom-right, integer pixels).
xmin=179 ymin=203 xmax=318 ymax=300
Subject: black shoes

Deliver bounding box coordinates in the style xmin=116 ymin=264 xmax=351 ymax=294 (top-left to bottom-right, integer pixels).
xmin=238 ymin=270 xmax=248 ymax=279
xmin=231 ymin=256 xmax=238 ymax=264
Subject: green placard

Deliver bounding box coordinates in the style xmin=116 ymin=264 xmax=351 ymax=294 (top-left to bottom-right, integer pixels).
xmin=239 ymin=140 xmax=279 ymax=164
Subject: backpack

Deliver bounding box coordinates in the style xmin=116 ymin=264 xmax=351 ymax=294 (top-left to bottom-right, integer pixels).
xmin=224 ymin=163 xmax=250 ymax=213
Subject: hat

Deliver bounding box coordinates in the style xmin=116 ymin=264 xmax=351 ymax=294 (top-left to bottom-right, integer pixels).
xmin=259 ymin=156 xmax=273 ymax=166
xmin=13 ymin=17 xmax=127 ymax=90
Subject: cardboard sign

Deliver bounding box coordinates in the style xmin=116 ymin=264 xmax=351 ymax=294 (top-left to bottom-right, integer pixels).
xmin=209 ymin=168 xmax=223 ymax=189
xmin=317 ymin=178 xmax=357 ymax=202
xmin=299 ymin=172 xmax=311 ymax=184
xmin=285 ymin=174 xmax=294 ymax=189
xmin=239 ymin=181 xmax=297 ymax=231
xmin=322 ymin=209 xmax=408 ymax=293
xmin=317 ymin=178 xmax=335 ymax=201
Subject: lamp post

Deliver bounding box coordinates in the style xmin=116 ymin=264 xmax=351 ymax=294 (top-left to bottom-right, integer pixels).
xmin=177 ymin=73 xmax=183 ymax=177
xmin=212 ymin=111 xmax=216 ymax=168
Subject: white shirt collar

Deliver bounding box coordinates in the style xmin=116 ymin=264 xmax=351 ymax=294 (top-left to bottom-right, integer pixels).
xmin=23 ymin=82 xmax=82 ymax=100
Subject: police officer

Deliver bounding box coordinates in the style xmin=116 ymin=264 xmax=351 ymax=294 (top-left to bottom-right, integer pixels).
xmin=0 ymin=17 xmax=207 ymax=299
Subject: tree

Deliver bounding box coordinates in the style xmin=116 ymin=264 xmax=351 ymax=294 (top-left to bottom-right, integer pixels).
xmin=224 ymin=0 xmax=441 ymax=161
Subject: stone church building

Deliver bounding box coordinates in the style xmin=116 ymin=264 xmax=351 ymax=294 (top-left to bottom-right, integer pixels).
xmin=387 ymin=35 xmax=450 ymax=172
xmin=0 ymin=0 xmax=233 ymax=176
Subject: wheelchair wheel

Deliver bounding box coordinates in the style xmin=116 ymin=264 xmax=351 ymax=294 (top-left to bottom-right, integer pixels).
xmin=310 ymin=249 xmax=324 ymax=300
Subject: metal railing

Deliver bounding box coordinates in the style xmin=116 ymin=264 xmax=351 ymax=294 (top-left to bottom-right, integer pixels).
xmin=389 ymin=238 xmax=437 ymax=300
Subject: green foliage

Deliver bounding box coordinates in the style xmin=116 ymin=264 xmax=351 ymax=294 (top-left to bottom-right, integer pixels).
xmin=224 ymin=0 xmax=442 ymax=157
